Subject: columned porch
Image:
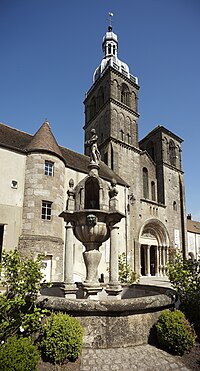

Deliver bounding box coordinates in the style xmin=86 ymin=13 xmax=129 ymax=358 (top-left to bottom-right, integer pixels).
xmin=139 ymin=219 xmax=170 ymax=277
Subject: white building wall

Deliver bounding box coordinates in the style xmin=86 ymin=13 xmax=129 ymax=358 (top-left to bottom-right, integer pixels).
xmin=188 ymin=231 xmax=200 ymax=260
xmin=0 ymin=148 xmax=26 ymax=250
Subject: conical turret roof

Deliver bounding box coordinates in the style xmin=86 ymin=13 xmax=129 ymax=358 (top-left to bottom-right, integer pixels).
xmin=25 ymin=120 xmax=64 ymax=161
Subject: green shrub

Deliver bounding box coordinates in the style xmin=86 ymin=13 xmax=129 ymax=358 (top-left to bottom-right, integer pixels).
xmin=39 ymin=312 xmax=84 ymax=364
xmin=0 ymin=335 xmax=40 ymax=371
xmin=156 ymin=309 xmax=196 ymax=355
xmin=118 ymin=253 xmax=139 ymax=284
xmin=0 ymin=249 xmax=47 ymax=342
xmin=167 ymin=254 xmax=200 ymax=336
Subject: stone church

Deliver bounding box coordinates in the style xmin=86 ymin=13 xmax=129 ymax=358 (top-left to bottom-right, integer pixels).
xmin=0 ymin=24 xmax=187 ymax=283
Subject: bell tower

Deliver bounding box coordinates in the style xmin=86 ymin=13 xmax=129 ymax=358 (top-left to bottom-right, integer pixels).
xmin=84 ymin=18 xmax=140 ymax=178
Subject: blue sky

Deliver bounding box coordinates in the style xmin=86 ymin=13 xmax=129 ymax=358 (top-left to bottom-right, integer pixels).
xmin=0 ymin=0 xmax=199 ymax=220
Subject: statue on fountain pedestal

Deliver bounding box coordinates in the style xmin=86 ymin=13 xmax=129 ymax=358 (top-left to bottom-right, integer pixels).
xmin=85 ymin=128 xmax=101 ymax=165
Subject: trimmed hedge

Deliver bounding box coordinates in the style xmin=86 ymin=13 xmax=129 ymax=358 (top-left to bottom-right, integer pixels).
xmin=156 ymin=309 xmax=196 ymax=355
xmin=0 ymin=335 xmax=40 ymax=371
xmin=39 ymin=312 xmax=84 ymax=364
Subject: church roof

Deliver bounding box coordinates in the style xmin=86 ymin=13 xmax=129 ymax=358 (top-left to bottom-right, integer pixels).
xmin=0 ymin=122 xmax=32 ymax=151
xmin=187 ymin=218 xmax=200 ymax=235
xmin=0 ymin=121 xmax=128 ymax=187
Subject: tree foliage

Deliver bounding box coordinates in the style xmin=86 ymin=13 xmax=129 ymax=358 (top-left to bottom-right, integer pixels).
xmin=0 ymin=249 xmax=47 ymax=341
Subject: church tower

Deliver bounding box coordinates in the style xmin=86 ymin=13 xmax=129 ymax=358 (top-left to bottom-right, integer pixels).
xmin=84 ymin=21 xmax=139 ymax=182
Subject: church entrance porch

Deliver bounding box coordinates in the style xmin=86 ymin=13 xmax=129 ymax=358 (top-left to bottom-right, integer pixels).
xmin=139 ymin=219 xmax=170 ymax=277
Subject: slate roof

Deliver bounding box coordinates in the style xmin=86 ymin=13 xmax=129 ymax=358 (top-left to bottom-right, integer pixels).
xmin=187 ymin=219 xmax=200 ymax=235
xmin=0 ymin=121 xmax=128 ymax=187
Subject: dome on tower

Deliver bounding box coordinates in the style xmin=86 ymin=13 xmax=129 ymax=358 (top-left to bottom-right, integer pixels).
xmin=93 ymin=25 xmax=138 ymax=84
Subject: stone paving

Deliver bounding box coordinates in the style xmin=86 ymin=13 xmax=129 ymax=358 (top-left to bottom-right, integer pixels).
xmin=80 ymin=278 xmax=190 ymax=370
xmin=80 ymin=344 xmax=190 ymax=371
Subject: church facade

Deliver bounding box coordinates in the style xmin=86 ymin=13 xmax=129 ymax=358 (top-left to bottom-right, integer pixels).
xmin=0 ymin=25 xmax=187 ymax=282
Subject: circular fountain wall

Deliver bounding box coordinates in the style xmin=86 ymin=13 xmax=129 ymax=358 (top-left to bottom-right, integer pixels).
xmin=37 ymin=284 xmax=176 ymax=348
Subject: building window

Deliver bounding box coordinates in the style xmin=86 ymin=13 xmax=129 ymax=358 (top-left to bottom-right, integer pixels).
xmin=143 ymin=167 xmax=149 ymax=199
xmin=45 ymin=161 xmax=54 ymax=176
xmin=173 ymin=201 xmax=177 ymax=211
xmin=151 ymin=181 xmax=156 ymax=201
xmin=90 ymin=96 xmax=96 ymax=119
xmin=120 ymin=129 xmax=124 ymax=141
xmin=121 ymin=83 xmax=130 ymax=106
xmin=42 ymin=201 xmax=52 ymax=220
xmin=169 ymin=140 xmax=176 ymax=166
xmin=127 ymin=133 xmax=131 ymax=144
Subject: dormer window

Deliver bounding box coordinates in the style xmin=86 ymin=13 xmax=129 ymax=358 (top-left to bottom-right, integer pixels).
xmin=45 ymin=161 xmax=54 ymax=176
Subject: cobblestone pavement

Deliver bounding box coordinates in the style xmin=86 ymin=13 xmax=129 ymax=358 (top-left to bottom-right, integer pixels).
xmin=80 ymin=344 xmax=190 ymax=371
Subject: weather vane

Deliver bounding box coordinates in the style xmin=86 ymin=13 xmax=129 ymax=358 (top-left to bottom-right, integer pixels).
xmin=108 ymin=12 xmax=114 ymax=29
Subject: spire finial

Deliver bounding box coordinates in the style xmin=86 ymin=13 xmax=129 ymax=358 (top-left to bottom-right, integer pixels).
xmin=108 ymin=12 xmax=114 ymax=31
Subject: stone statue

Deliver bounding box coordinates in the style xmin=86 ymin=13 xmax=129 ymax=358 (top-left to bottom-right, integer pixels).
xmin=85 ymin=128 xmax=101 ymax=165
xmin=109 ymin=178 xmax=118 ymax=199
xmin=66 ymin=178 xmax=75 ymax=211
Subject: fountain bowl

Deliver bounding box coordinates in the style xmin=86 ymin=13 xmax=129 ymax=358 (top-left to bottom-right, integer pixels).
xmin=38 ymin=284 xmax=176 ymax=349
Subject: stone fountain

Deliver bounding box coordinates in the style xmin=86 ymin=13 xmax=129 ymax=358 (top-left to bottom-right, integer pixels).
xmin=59 ymin=128 xmax=125 ymax=298
xmin=38 ymin=129 xmax=176 ymax=348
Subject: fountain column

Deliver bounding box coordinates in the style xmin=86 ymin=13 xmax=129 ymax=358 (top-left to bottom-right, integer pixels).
xmin=106 ymin=222 xmax=122 ymax=296
xmin=62 ymin=222 xmax=77 ymax=298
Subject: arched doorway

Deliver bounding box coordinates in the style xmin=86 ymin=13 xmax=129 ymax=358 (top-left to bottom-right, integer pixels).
xmin=139 ymin=219 xmax=170 ymax=277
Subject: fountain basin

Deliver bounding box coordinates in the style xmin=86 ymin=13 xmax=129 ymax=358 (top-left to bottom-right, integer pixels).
xmin=37 ymin=284 xmax=176 ymax=348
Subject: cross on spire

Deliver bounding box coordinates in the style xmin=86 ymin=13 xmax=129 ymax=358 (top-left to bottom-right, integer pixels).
xmin=108 ymin=12 xmax=114 ymax=31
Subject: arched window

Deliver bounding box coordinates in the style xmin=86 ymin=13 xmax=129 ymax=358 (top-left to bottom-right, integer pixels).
xmin=85 ymin=178 xmax=99 ymax=209
xmin=90 ymin=97 xmax=96 ymax=119
xmin=143 ymin=168 xmax=149 ymax=199
xmin=108 ymin=43 xmax=112 ymax=54
xmin=121 ymin=83 xmax=130 ymax=106
xmin=169 ymin=139 xmax=176 ymax=166
xmin=120 ymin=129 xmax=124 ymax=141
xmin=151 ymin=181 xmax=156 ymax=201
xmin=173 ymin=201 xmax=177 ymax=211
xmin=97 ymin=87 xmax=104 ymax=109
xmin=147 ymin=141 xmax=155 ymax=161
